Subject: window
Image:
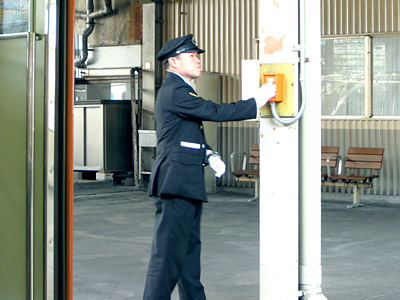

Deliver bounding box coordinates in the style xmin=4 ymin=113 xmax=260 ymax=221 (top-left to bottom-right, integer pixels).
xmin=0 ymin=0 xmax=30 ymax=34
xmin=322 ymin=35 xmax=400 ymax=117
xmin=373 ymin=36 xmax=400 ymax=116
xmin=321 ymin=38 xmax=365 ymax=116
xmin=75 ymin=82 xmax=131 ymax=101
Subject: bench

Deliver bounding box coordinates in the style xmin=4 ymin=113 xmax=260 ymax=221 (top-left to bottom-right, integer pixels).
xmin=322 ymin=147 xmax=384 ymax=208
xmin=321 ymin=146 xmax=342 ymax=182
xmin=230 ymin=144 xmax=259 ymax=202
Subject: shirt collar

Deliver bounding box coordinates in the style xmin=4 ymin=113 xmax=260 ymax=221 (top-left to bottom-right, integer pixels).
xmin=168 ymin=71 xmax=192 ymax=87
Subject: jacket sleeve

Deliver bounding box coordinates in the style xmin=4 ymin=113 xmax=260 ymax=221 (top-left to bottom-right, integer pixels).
xmin=172 ymin=84 xmax=257 ymax=122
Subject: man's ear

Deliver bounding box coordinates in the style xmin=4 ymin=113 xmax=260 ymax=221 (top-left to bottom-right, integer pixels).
xmin=168 ymin=56 xmax=178 ymax=68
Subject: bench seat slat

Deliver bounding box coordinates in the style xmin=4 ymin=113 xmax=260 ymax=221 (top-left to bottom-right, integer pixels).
xmin=329 ymin=174 xmax=378 ymax=181
xmin=346 ymin=154 xmax=384 ymax=162
xmin=248 ymin=144 xmax=259 ymax=164
xmin=232 ymin=170 xmax=259 ymax=177
xmin=321 ymin=156 xmax=338 ymax=167
xmin=249 ymin=156 xmax=259 ymax=164
xmin=345 ymin=161 xmax=382 ymax=169
xmin=348 ymin=147 xmax=384 ymax=155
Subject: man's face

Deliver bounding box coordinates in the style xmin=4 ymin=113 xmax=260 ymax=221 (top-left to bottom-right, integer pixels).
xmin=168 ymin=51 xmax=202 ymax=80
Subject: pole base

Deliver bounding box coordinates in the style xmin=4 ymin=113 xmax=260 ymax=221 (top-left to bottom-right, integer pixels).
xmin=347 ymin=203 xmax=365 ymax=209
xmin=248 ymin=196 xmax=259 ymax=202
xmin=299 ymin=285 xmax=328 ymax=300
xmin=300 ymin=292 xmax=328 ymax=300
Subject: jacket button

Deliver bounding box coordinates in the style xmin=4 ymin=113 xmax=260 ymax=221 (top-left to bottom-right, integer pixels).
xmin=200 ymin=125 xmax=203 ymax=130
xmin=202 ymin=144 xmax=205 ymax=148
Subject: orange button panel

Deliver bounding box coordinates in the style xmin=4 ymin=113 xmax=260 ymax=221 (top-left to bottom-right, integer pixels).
xmin=262 ymin=73 xmax=285 ymax=102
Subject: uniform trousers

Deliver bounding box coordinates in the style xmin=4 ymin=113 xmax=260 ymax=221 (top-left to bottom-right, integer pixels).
xmin=143 ymin=197 xmax=206 ymax=300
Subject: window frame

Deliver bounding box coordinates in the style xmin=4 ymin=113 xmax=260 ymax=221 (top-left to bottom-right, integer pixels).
xmin=322 ymin=34 xmax=400 ymax=121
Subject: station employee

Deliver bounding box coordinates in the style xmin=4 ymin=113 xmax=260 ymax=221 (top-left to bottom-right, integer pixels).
xmin=143 ymin=34 xmax=276 ymax=300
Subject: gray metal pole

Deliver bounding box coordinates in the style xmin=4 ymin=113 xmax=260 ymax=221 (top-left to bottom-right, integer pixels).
xmin=130 ymin=69 xmax=139 ymax=186
xmin=299 ymin=0 xmax=327 ymax=299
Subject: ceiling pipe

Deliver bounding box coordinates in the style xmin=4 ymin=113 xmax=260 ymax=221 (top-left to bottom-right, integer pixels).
xmin=88 ymin=0 xmax=112 ymax=18
xmin=75 ymin=0 xmax=113 ymax=19
xmin=74 ymin=0 xmax=113 ymax=68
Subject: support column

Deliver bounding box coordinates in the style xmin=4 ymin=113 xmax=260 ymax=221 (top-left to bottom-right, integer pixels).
xmin=258 ymin=1 xmax=299 ymax=299
xmin=258 ymin=0 xmax=327 ymax=299
xmin=141 ymin=2 xmax=162 ymax=179
xmin=299 ymin=0 xmax=327 ymax=299
xmin=142 ymin=0 xmax=162 ymax=130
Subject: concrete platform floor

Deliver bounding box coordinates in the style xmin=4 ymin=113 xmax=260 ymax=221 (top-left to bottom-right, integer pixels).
xmin=73 ymin=185 xmax=400 ymax=300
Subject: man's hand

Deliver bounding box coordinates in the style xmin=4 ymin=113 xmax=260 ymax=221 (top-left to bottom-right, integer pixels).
xmin=254 ymin=81 xmax=277 ymax=108
xmin=208 ymin=154 xmax=226 ymax=177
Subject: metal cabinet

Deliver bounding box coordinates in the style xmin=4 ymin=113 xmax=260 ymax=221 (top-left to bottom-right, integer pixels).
xmin=73 ymin=100 xmax=132 ymax=171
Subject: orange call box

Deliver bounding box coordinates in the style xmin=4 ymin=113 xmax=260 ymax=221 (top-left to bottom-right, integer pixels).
xmin=262 ymin=73 xmax=285 ymax=102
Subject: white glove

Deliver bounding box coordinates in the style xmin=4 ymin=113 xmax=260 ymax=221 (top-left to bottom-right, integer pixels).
xmin=253 ymin=81 xmax=277 ymax=108
xmin=208 ymin=153 xmax=226 ymax=177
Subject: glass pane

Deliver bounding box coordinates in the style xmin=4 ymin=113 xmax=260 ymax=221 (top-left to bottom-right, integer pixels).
xmin=111 ymin=83 xmax=131 ymax=100
xmin=373 ymin=36 xmax=400 ymax=116
xmin=0 ymin=0 xmax=30 ymax=34
xmin=75 ymin=82 xmax=131 ymax=101
xmin=321 ymin=38 xmax=365 ymax=116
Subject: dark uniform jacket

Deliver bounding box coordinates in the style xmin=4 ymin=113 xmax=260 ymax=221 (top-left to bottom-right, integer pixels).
xmin=148 ymin=72 xmax=257 ymax=202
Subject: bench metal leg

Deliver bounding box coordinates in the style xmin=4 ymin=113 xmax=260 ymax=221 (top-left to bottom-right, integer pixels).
xmin=248 ymin=179 xmax=259 ymax=202
xmin=347 ymin=184 xmax=365 ymax=209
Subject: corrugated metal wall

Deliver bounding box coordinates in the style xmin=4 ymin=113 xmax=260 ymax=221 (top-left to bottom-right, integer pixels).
xmin=322 ymin=0 xmax=400 ymax=36
xmin=164 ymin=0 xmax=259 ymax=187
xmin=322 ymin=119 xmax=400 ymax=195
